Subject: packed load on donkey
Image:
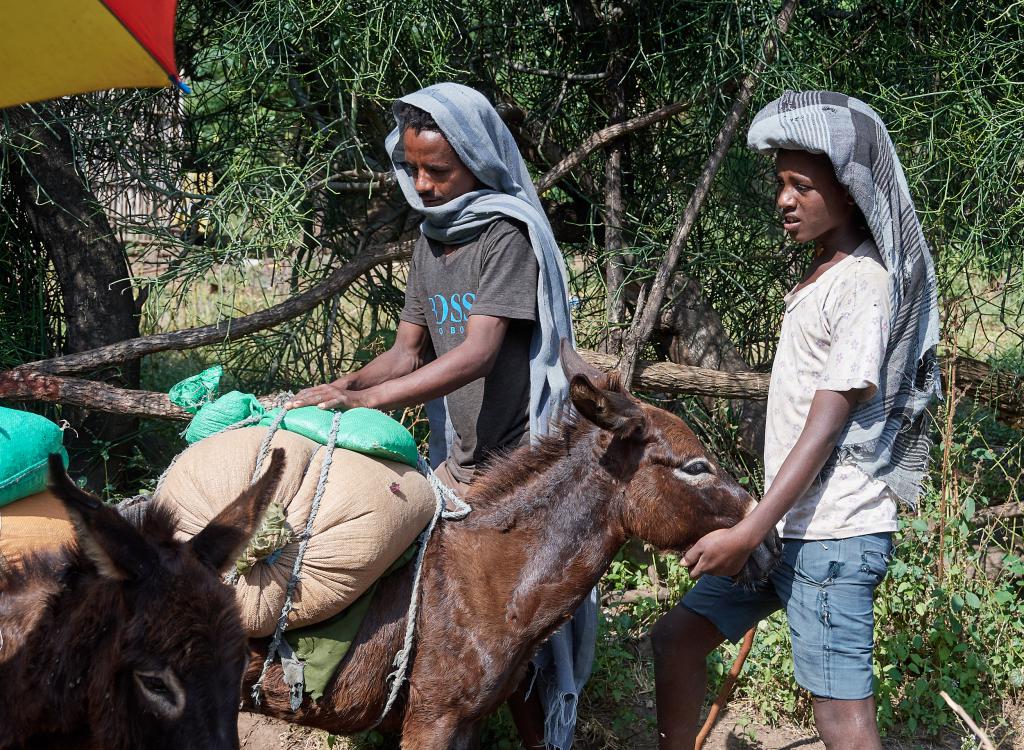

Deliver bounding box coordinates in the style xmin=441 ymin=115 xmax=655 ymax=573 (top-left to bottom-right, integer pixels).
xmin=0 ymin=406 xmax=74 ymax=571
xmin=153 ymin=420 xmax=435 ymax=636
xmin=133 ymin=372 xmax=463 ymax=712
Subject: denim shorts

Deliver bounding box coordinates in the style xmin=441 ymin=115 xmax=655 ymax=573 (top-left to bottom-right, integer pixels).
xmin=682 ymin=532 xmax=893 ymax=700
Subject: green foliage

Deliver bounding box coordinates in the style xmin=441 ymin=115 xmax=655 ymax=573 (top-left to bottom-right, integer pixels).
xmin=2 ymin=0 xmax=1023 ymax=739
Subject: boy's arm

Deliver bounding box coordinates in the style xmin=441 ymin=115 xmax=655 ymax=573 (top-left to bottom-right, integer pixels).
xmin=683 ymin=387 xmax=866 ymax=579
xmin=288 ymin=315 xmax=510 ymax=411
xmin=286 ymin=320 xmax=432 ymax=409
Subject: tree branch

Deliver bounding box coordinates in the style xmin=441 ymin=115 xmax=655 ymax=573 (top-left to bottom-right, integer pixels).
xmin=0 ymin=370 xmax=189 ymax=421
xmin=616 ymin=0 xmax=801 ymax=384
xmin=17 ymin=240 xmax=415 ymax=376
xmin=535 ymin=100 xmax=688 ymax=195
xmin=975 ymin=502 xmax=1024 ymax=522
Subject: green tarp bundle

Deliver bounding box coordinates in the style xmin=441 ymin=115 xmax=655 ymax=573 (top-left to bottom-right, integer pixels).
xmin=168 ymin=368 xmax=419 ymax=467
xmin=0 ymin=406 xmax=68 ymax=508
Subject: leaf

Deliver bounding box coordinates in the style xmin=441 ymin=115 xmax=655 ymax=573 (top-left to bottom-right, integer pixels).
xmin=964 ymin=591 xmax=982 ymax=609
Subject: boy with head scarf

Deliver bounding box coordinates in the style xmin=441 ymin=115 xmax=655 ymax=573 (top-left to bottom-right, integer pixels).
xmin=289 ymin=83 xmax=594 ymax=749
xmin=651 ymin=91 xmax=940 ymax=749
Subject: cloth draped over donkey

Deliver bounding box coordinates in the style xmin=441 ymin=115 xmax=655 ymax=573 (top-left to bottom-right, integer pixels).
xmin=385 ymin=82 xmax=596 ymax=749
xmin=747 ymin=90 xmax=942 ymax=507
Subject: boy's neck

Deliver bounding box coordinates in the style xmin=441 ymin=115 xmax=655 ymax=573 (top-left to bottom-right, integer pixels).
xmin=813 ymin=224 xmax=870 ymax=260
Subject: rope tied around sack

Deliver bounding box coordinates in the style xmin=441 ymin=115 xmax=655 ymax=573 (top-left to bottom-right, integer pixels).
xmin=374 ymin=456 xmax=471 ymax=724
xmin=251 ymin=406 xmax=342 ymax=706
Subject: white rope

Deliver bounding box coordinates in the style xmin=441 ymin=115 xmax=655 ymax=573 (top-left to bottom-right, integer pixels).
xmin=251 ymin=409 xmax=343 ymax=706
xmin=375 ymin=456 xmax=471 ymax=723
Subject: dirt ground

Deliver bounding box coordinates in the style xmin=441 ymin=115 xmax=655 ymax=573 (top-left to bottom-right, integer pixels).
xmin=239 ymin=704 xmax=1022 ymax=749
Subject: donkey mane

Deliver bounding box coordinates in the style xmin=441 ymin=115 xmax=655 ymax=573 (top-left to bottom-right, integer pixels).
xmin=465 ymin=369 xmax=629 ymax=520
xmin=466 ymin=414 xmax=584 ymax=511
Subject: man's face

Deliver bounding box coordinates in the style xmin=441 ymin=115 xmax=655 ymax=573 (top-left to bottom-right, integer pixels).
xmin=400 ymin=128 xmax=480 ymax=207
xmin=775 ymin=149 xmax=856 ymax=245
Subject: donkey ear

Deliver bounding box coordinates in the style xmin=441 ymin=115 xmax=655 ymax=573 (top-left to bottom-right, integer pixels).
xmin=47 ymin=454 xmax=157 ymax=582
xmin=569 ymin=375 xmax=647 ymax=439
xmin=190 ymin=448 xmax=286 ymax=574
xmin=559 ymin=339 xmax=608 ymax=388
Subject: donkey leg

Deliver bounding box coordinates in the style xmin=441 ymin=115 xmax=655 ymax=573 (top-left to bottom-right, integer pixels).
xmin=451 ymin=721 xmax=482 ymax=750
xmin=399 ymin=712 xmax=458 ymax=750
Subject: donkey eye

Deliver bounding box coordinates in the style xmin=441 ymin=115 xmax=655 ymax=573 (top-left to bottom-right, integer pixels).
xmin=134 ymin=667 xmax=186 ymax=720
xmin=138 ymin=673 xmax=170 ymax=697
xmin=679 ymin=460 xmax=713 ymax=477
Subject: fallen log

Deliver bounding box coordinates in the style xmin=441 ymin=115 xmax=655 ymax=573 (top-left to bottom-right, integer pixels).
xmin=5 ymin=350 xmax=1019 ymax=432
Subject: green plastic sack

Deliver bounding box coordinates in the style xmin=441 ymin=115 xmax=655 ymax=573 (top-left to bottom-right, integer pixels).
xmin=183 ymin=391 xmax=263 ymax=444
xmin=183 ymin=391 xmax=418 ymax=467
xmin=260 ymin=406 xmax=419 ymax=467
xmin=169 ymin=365 xmax=224 ymax=414
xmin=0 ymin=406 xmax=69 ymax=508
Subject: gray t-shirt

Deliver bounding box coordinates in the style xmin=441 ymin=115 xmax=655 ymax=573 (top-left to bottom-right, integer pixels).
xmin=400 ymin=218 xmax=538 ymax=483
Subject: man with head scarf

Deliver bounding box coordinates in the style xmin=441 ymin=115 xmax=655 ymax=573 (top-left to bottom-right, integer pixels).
xmin=651 ymin=91 xmax=940 ymax=749
xmin=289 ymin=83 xmax=595 ymax=749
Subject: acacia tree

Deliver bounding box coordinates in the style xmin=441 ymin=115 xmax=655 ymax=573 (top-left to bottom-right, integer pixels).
xmin=1 ymin=0 xmax=1021 ymax=480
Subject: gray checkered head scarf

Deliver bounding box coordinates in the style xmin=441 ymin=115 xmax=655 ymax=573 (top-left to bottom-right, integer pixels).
xmin=748 ymin=90 xmax=941 ymax=507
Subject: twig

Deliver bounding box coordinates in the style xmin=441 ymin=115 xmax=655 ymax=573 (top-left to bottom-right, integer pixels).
xmin=535 ymin=101 xmax=689 ymax=194
xmin=939 ymin=342 xmax=959 ymax=582
xmin=616 ymin=0 xmax=801 ymax=385
xmin=940 ymin=691 xmax=995 ymax=750
xmin=499 ymin=59 xmax=609 ymax=82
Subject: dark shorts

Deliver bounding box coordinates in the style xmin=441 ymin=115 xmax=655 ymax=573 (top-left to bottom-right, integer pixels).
xmin=683 ymin=532 xmax=893 ymax=700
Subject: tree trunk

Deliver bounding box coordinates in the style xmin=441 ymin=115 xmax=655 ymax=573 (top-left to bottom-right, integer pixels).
xmin=657 ymin=277 xmax=767 ymax=460
xmin=601 ymin=9 xmax=631 ymax=353
xmin=6 ymin=106 xmax=141 ymax=486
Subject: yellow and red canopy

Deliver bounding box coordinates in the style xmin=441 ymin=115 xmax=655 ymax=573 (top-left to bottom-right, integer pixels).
xmin=1 ymin=0 xmax=184 ymax=109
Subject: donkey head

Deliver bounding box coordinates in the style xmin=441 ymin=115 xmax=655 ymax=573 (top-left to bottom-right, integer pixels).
xmin=46 ymin=449 xmax=286 ymax=750
xmin=560 ymin=343 xmax=778 ymax=583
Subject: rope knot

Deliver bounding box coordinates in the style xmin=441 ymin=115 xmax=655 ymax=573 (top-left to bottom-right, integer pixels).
xmin=234 ymin=501 xmax=295 ymax=576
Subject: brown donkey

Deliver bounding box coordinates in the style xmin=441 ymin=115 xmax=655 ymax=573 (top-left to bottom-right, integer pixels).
xmin=244 ymin=344 xmax=779 ymax=748
xmin=0 ymin=450 xmax=287 ymax=750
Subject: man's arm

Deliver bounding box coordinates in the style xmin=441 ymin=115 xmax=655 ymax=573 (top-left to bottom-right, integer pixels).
xmin=286 ymin=320 xmax=432 ymax=409
xmin=287 ymin=315 xmax=510 ymax=411
xmin=683 ymin=387 xmax=865 ymax=579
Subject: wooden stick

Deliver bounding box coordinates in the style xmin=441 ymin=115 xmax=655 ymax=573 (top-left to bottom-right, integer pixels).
xmin=616 ymin=0 xmax=801 ymax=385
xmin=940 ymin=691 xmax=995 ymax=750
xmin=695 ymin=627 xmax=756 ymax=750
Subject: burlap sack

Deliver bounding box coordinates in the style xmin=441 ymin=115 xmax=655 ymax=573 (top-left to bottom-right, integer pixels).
xmin=154 ymin=426 xmax=435 ymax=637
xmin=0 ymin=490 xmax=75 ymax=571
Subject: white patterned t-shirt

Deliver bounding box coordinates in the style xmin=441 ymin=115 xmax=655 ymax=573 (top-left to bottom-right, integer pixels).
xmin=766 ymin=241 xmax=899 ymax=540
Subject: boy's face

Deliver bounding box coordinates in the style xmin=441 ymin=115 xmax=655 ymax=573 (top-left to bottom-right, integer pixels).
xmin=775 ymin=149 xmax=857 ymax=245
xmin=400 ymin=128 xmax=480 ymax=207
